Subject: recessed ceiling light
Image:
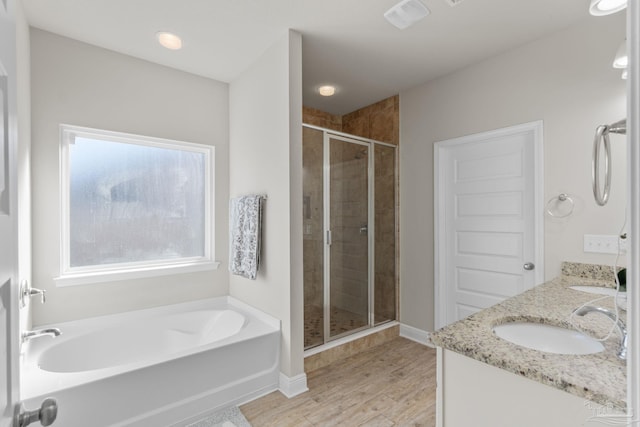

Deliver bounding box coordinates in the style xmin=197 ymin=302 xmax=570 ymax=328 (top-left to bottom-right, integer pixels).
xmin=589 ymin=0 xmax=627 ymax=16
xmin=156 ymin=32 xmax=183 ymax=50
xmin=318 ymin=85 xmax=336 ymax=96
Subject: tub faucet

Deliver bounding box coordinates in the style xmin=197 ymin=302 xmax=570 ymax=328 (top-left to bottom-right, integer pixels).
xmin=573 ymin=306 xmax=627 ymax=360
xmin=22 ymin=328 xmax=62 ymax=344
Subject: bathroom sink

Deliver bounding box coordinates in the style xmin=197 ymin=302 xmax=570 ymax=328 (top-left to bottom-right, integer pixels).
xmin=493 ymin=322 xmax=604 ymax=355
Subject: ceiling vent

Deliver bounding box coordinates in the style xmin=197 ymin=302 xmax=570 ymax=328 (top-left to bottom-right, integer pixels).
xmin=444 ymin=0 xmax=465 ymax=6
xmin=384 ymin=0 xmax=430 ymax=30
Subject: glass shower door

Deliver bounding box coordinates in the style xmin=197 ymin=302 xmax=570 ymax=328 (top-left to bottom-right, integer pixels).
xmin=327 ymin=136 xmax=370 ymax=339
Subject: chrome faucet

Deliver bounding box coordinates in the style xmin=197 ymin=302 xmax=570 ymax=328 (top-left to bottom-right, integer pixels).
xmin=19 ymin=280 xmax=47 ymax=308
xmin=22 ymin=328 xmax=62 ymax=344
xmin=573 ymin=306 xmax=627 ymax=360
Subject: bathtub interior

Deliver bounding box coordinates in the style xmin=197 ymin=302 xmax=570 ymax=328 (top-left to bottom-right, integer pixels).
xmin=35 ymin=309 xmax=247 ymax=374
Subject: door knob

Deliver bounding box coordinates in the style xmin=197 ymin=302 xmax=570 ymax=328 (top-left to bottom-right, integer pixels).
xmin=14 ymin=398 xmax=58 ymax=427
xmin=523 ymin=262 xmax=535 ymax=271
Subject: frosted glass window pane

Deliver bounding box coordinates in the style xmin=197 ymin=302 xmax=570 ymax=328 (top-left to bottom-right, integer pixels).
xmin=69 ymin=137 xmax=205 ymax=267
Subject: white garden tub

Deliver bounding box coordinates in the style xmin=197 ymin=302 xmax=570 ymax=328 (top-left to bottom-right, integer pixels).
xmin=21 ymin=296 xmax=280 ymax=427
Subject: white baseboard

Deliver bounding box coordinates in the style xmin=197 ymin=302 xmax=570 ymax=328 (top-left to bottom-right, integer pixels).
xmin=279 ymin=372 xmax=308 ymax=398
xmin=400 ymin=323 xmax=434 ymax=347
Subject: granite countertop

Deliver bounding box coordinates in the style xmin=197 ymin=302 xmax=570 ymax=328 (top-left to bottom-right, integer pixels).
xmin=430 ymin=262 xmax=627 ymax=410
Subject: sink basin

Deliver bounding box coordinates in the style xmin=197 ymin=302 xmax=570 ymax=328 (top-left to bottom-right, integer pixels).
xmin=493 ymin=322 xmax=604 ymax=355
xmin=569 ymin=285 xmax=617 ymax=296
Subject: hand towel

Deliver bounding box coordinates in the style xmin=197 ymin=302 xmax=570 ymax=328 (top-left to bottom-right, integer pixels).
xmin=229 ymin=195 xmax=263 ymax=279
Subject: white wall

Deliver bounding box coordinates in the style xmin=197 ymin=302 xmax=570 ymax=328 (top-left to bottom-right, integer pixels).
xmin=30 ymin=29 xmax=230 ymax=325
xmin=229 ymin=30 xmax=304 ymax=379
xmin=400 ymin=14 xmax=627 ymax=332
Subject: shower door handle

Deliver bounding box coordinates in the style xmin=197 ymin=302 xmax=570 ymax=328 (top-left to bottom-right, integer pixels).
xmin=326 ymin=230 xmax=332 ymax=246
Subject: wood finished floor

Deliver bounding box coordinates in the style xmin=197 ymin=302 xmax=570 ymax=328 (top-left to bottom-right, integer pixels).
xmin=240 ymin=337 xmax=437 ymax=427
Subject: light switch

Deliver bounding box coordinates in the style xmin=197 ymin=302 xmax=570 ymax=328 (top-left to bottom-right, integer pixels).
xmin=583 ymin=234 xmax=625 ymax=254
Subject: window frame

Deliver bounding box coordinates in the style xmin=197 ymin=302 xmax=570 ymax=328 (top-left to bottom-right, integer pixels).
xmin=56 ymin=124 xmax=218 ymax=286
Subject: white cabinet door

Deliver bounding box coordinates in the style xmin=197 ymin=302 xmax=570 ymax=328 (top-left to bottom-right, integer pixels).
xmin=435 ymin=122 xmax=543 ymax=328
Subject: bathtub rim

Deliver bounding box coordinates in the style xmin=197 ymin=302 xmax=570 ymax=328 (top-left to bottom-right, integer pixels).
xmin=20 ymin=295 xmax=280 ymax=400
xmin=25 ymin=295 xmax=279 ymax=334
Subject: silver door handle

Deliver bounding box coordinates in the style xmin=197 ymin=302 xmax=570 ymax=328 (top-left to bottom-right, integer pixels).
xmin=523 ymin=262 xmax=535 ymax=271
xmin=15 ymin=398 xmax=58 ymax=427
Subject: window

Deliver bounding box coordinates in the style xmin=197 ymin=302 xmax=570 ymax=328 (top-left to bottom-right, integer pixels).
xmin=57 ymin=125 xmax=217 ymax=286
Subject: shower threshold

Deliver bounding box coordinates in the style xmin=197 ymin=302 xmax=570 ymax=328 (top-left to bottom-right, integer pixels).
xmin=303 ymin=320 xmax=399 ymax=357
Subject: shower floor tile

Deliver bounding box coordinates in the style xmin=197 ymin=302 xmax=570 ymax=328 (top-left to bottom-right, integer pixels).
xmin=304 ymin=304 xmax=397 ymax=349
xmin=304 ymin=304 xmax=368 ymax=348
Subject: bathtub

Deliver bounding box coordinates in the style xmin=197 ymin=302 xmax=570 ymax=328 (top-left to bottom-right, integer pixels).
xmin=21 ymin=296 xmax=280 ymax=427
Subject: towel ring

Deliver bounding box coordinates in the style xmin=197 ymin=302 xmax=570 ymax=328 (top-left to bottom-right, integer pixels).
xmin=591 ymin=119 xmax=625 ymax=206
xmin=546 ymin=193 xmax=574 ymax=218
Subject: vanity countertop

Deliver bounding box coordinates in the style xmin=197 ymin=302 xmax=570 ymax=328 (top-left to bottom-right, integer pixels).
xmin=430 ymin=263 xmax=627 ymax=410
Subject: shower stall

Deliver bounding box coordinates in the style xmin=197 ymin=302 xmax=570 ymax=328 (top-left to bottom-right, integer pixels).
xmin=302 ymin=124 xmax=398 ymax=349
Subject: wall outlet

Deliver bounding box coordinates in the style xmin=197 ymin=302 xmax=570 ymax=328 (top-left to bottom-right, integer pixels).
xmin=619 ymin=234 xmax=628 ymax=253
xmin=584 ymin=234 xmax=625 ymax=254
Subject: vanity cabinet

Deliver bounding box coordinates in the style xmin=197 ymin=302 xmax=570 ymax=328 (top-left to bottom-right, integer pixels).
xmin=436 ymin=348 xmax=620 ymax=427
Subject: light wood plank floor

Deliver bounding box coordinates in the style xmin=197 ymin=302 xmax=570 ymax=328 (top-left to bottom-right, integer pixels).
xmin=240 ymin=337 xmax=437 ymax=427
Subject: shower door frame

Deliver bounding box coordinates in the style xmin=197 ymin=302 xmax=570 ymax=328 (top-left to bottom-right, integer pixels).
xmin=303 ymin=124 xmax=399 ymax=348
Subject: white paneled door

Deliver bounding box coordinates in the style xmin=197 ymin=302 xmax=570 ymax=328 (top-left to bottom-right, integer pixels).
xmin=2 ymin=5 xmax=59 ymax=425
xmin=435 ymin=122 xmax=543 ymax=329
xmin=0 ymin=0 xmax=19 ymax=425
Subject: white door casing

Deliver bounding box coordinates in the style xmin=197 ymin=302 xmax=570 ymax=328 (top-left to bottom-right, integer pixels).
xmin=434 ymin=121 xmax=544 ymax=329
xmin=0 ymin=0 xmax=20 ymax=425
xmin=626 ymin=0 xmax=639 ymax=418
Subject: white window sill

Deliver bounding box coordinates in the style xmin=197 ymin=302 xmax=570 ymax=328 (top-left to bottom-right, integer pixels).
xmin=54 ymin=261 xmax=221 ymax=287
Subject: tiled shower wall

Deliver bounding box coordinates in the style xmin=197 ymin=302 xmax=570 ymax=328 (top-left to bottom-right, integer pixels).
xmin=301 ymin=106 xmax=342 ymax=132
xmin=374 ymin=144 xmax=397 ymax=323
xmin=342 ymin=96 xmax=399 ymax=145
xmin=302 ymin=95 xmax=400 ymax=146
xmin=302 ymin=127 xmax=324 ymax=313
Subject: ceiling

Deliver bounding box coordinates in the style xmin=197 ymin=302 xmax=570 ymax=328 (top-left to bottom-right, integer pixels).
xmin=22 ymin=0 xmax=591 ymax=115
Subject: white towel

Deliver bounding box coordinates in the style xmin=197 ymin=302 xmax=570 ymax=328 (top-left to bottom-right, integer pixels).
xmin=229 ymin=195 xmax=263 ymax=280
